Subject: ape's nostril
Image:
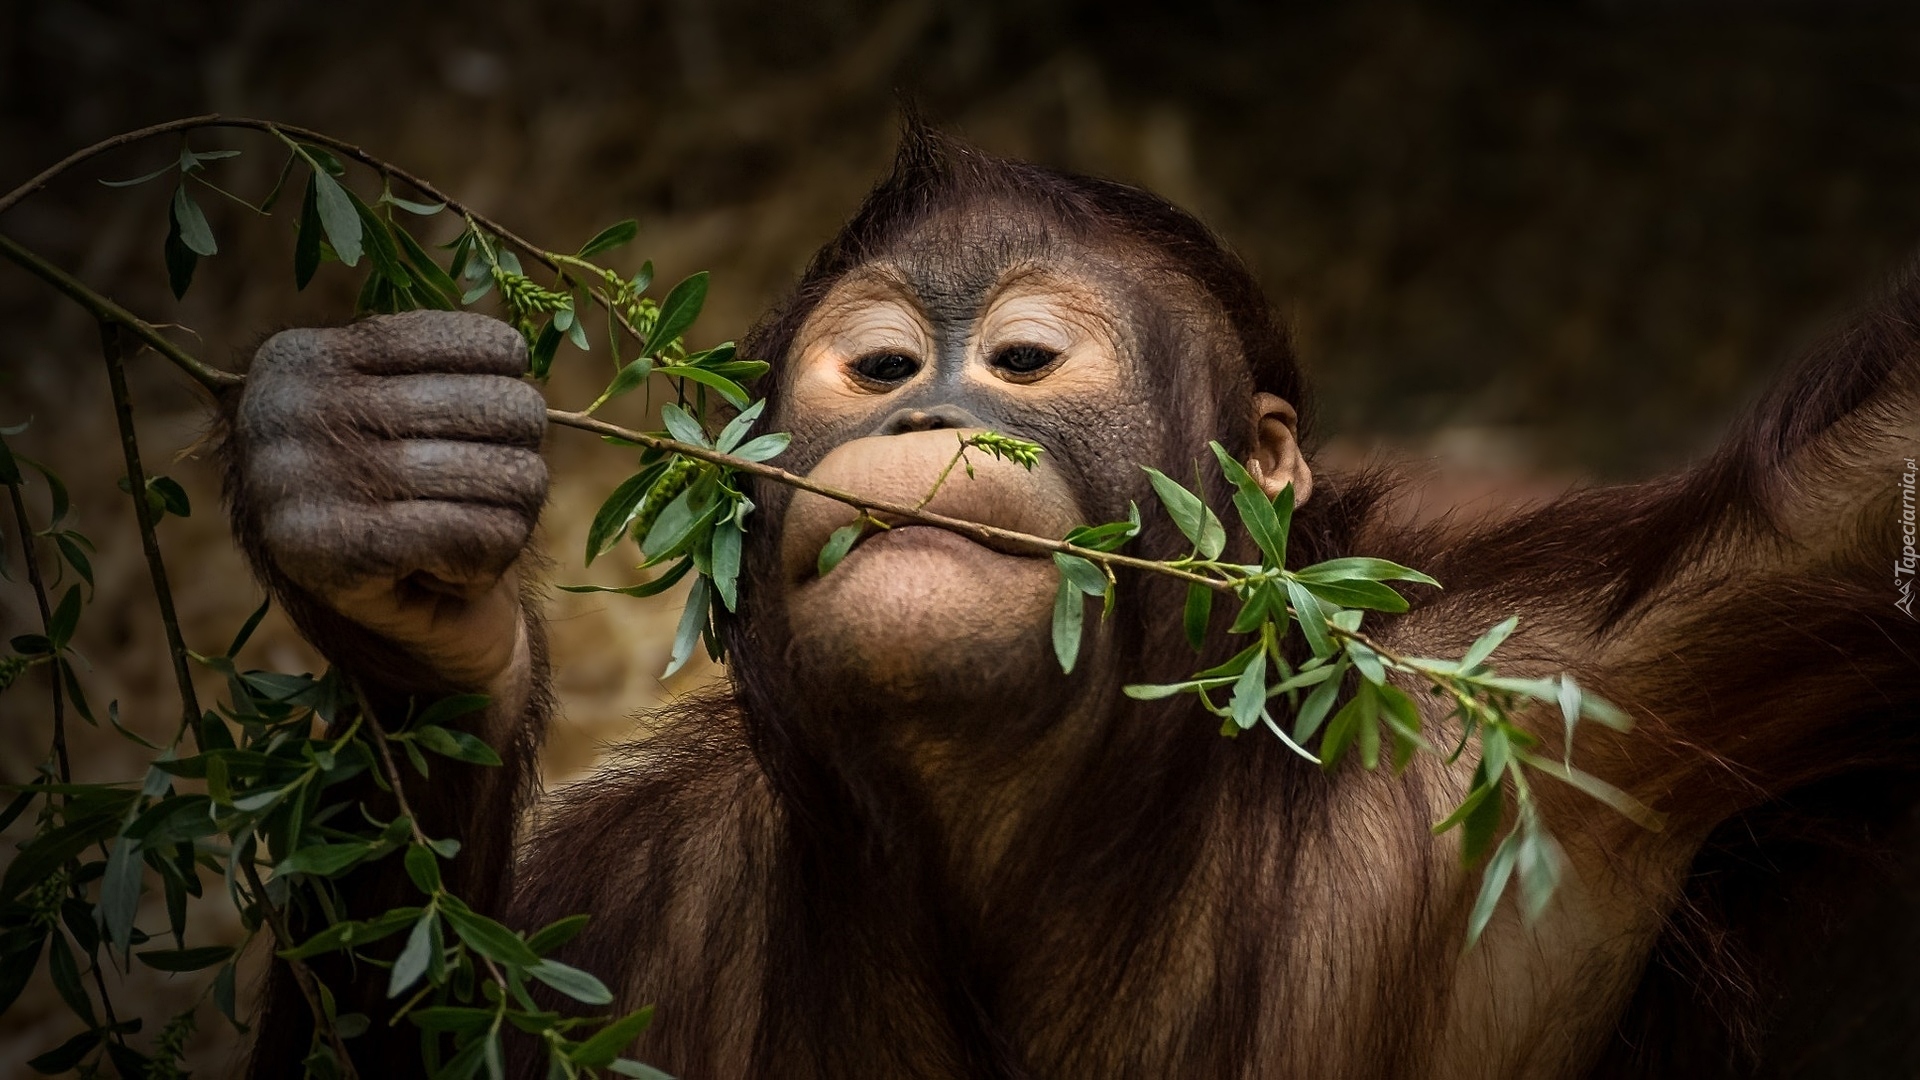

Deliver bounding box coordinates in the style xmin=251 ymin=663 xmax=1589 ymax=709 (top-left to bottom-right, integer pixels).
xmin=877 ymin=404 xmax=984 ymax=436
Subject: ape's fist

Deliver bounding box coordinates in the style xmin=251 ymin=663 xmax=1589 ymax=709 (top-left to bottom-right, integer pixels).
xmin=231 ymin=311 xmax=547 ymax=693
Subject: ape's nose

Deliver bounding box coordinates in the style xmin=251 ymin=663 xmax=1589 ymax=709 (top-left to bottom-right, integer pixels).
xmin=877 ymin=404 xmax=984 ymax=435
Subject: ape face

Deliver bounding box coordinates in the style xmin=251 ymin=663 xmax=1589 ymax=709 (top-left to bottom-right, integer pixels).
xmin=768 ymin=200 xmax=1214 ymax=712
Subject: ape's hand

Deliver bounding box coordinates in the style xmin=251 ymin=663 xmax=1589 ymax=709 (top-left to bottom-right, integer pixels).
xmin=231 ymin=311 xmax=547 ymax=695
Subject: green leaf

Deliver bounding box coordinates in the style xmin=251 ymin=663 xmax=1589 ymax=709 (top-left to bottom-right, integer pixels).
xmin=578 ymin=219 xmax=640 ymax=258
xmin=816 ymin=524 xmax=863 ymax=577
xmin=278 ymin=908 xmax=422 ymax=960
xmin=171 ymin=185 xmax=217 ymax=256
xmin=1345 ymin=640 xmax=1386 ymax=685
xmin=526 ymin=914 xmax=590 ymax=956
xmin=711 ymin=518 xmax=743 ymax=611
xmin=588 ymin=358 xmax=653 ymax=413
xmin=1141 ymin=467 xmax=1225 ymax=559
xmin=1182 ymin=583 xmax=1213 ymax=651
xmin=28 ymin=1028 xmax=101 ymax=1074
xmin=1122 ymin=676 xmax=1235 ymax=701
xmin=1292 ymin=557 xmax=1438 ymax=587
xmin=225 ymin=595 xmax=271 ymax=657
xmin=663 ymin=575 xmax=710 ymax=678
xmin=309 ymin=165 xmax=363 ymax=267
xmin=1465 ymin=830 xmax=1521 ymax=945
xmin=1460 ymin=773 xmax=1505 ymax=864
xmin=48 ymin=932 xmax=95 ymax=1024
xmin=558 ymin=558 xmax=694 ymax=599
xmin=136 ymin=944 xmax=234 ymax=972
xmin=274 ymin=842 xmax=373 ymax=878
xmin=388 ymin=912 xmax=435 ymax=998
xmin=714 ymin=399 xmax=765 ymax=453
xmin=47 ymin=584 xmax=81 ymax=649
xmin=585 ymin=470 xmax=659 ymax=566
xmin=1320 ymin=683 xmax=1376 ymax=769
xmin=101 ymin=835 xmax=143 ymax=954
xmin=731 ymin=432 xmax=790 ymax=463
xmin=1064 ymin=504 xmax=1142 ymax=553
xmin=405 ymin=844 xmax=441 ymax=894
xmin=529 ymin=958 xmax=613 ymax=1005
xmin=381 ymin=193 xmax=445 ymax=216
xmin=1580 ymin=693 xmax=1633 ymax=732
xmin=1297 ymin=664 xmax=1344 ymax=737
xmin=100 ymin=163 xmax=176 ymax=188
xmin=661 ymin=403 xmax=709 ymax=448
xmin=410 ymin=725 xmax=503 ymax=767
xmin=1297 ymin=577 xmax=1409 ymax=613
xmin=149 ymin=475 xmax=191 ymax=518
xmin=294 ymin=174 xmax=323 ymax=289
xmin=1460 ymin=616 xmax=1519 ymax=671
xmin=1378 ymin=685 xmax=1425 ymax=771
xmin=1229 ymin=647 xmax=1267 ymax=730
xmin=395 ymin=224 xmax=462 ymax=309
xmin=640 ymin=484 xmax=715 ymax=563
xmin=1052 ymin=575 xmax=1085 ymax=674
xmin=441 ymin=900 xmax=540 ymax=967
xmin=1052 ymin=552 xmax=1106 ymax=596
xmin=1284 ymin=579 xmax=1335 ymax=658
xmin=1520 ymin=754 xmax=1664 ymax=831
xmin=1209 ymin=442 xmax=1287 ymax=567
xmin=570 ymin=1006 xmax=656 ymax=1067
xmin=1556 ymin=675 xmax=1582 ymax=762
xmin=164 ymin=212 xmax=198 ymax=299
xmin=1229 ymin=581 xmax=1279 ymax=634
xmin=1516 ymin=828 xmax=1565 ymax=923
xmin=644 ymin=271 xmax=710 ymax=357
xmin=662 ymin=365 xmax=750 ymax=408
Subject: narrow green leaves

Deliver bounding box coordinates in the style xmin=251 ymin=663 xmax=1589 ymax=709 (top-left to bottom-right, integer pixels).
xmin=816 ymin=524 xmax=863 ymax=577
xmin=578 ymin=219 xmax=639 ymax=258
xmin=644 ymin=271 xmax=709 ymax=359
xmin=1051 ymin=552 xmax=1109 ymax=673
xmin=1141 ymin=467 xmax=1225 ymax=559
xmin=310 ymin=164 xmax=362 ymax=267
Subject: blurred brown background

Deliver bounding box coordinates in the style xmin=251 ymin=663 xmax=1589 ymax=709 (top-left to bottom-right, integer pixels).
xmin=5 ymin=0 xmax=1920 ymax=1073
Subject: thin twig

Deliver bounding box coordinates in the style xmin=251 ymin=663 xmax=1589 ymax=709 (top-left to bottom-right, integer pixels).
xmin=0 ymin=233 xmax=239 ymax=392
xmin=544 ymin=408 xmax=1231 ymax=590
xmin=100 ymin=322 xmax=202 ymax=741
xmin=0 ymin=116 xmax=648 ymax=347
xmin=3 ymin=470 xmax=126 ymax=1040
xmin=354 ymin=684 xmax=429 ymax=847
xmin=4 ymin=483 xmax=69 ymax=782
xmin=239 ymin=858 xmax=362 ymax=1079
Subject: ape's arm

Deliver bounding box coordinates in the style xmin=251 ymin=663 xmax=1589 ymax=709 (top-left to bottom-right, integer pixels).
xmin=1403 ymin=269 xmax=1920 ymax=831
xmin=223 ymin=311 xmax=553 ymax=1074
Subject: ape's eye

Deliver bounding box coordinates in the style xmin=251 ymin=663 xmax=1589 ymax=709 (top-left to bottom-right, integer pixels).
xmin=990 ymin=345 xmax=1060 ymax=378
xmin=851 ymin=351 xmax=920 ymax=385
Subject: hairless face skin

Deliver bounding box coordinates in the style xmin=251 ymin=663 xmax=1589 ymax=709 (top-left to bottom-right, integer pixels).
xmin=774 ymin=203 xmax=1311 ymax=710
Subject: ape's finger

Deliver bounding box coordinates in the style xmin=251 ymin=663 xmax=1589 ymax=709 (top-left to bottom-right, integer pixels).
xmin=337 ymin=311 xmax=530 ymax=377
xmin=242 ymin=440 xmax=547 ymax=519
xmin=382 ymin=441 xmax=547 ymax=516
xmin=242 ymin=374 xmax=546 ymax=447
xmin=263 ymin=499 xmax=533 ymax=597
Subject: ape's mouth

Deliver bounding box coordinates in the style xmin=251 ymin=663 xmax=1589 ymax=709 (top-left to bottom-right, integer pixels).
xmin=778 ymin=431 xmax=1084 ymax=586
xmin=810 ymin=520 xmax=1009 ymax=581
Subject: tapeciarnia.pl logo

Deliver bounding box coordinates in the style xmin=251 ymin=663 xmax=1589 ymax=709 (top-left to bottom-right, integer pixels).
xmin=1898 ymin=457 xmax=1916 ymax=619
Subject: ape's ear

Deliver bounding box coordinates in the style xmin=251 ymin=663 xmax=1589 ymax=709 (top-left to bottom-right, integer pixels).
xmin=1246 ymin=392 xmax=1314 ymax=506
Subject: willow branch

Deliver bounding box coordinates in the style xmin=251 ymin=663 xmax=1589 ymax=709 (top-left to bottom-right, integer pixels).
xmin=239 ymin=857 xmax=361 ymax=1079
xmin=544 ymin=408 xmax=1231 ymax=589
xmin=0 ymin=116 xmax=647 ymax=347
xmin=0 ymin=233 xmax=239 ymax=392
xmin=4 ymin=482 xmax=69 ymax=782
xmin=100 ymin=322 xmax=203 ymax=742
